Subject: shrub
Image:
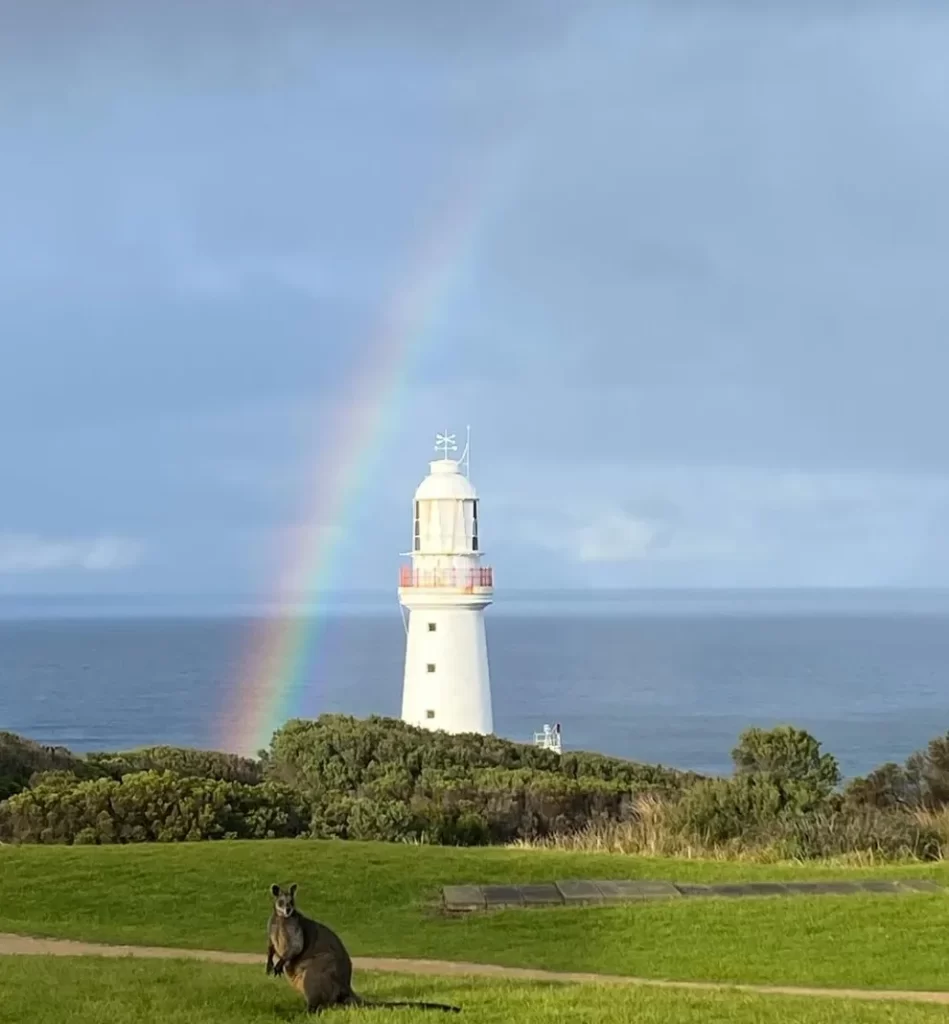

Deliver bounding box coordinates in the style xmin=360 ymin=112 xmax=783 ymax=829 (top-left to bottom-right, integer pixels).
xmin=84 ymin=746 xmax=263 ymax=784
xmin=266 ymin=714 xmax=693 ymax=795
xmin=907 ymin=732 xmax=949 ymax=810
xmin=732 ymin=725 xmax=841 ymax=802
xmin=674 ymin=774 xmax=786 ymax=845
xmin=263 ymin=715 xmax=684 ymax=846
xmin=0 ymin=770 xmax=308 ymax=844
xmin=845 ymin=733 xmax=949 ymax=814
xmin=0 ymin=731 xmax=99 ymax=800
xmin=843 ymin=762 xmax=924 ymax=812
xmin=343 ymin=797 xmax=415 ymax=844
xmin=6 ymin=716 xmax=949 ymax=861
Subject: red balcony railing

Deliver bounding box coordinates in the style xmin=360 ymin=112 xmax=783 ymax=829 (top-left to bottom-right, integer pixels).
xmin=399 ymin=567 xmax=493 ymax=590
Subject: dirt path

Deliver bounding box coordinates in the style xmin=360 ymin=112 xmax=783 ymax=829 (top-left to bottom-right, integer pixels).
xmin=2 ymin=932 xmax=948 ymax=1006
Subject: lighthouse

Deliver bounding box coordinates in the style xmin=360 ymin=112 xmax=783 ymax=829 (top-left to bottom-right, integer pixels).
xmin=398 ymin=430 xmax=494 ymax=735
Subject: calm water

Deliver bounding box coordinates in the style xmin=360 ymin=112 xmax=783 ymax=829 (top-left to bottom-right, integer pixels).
xmin=2 ymin=591 xmax=949 ymax=779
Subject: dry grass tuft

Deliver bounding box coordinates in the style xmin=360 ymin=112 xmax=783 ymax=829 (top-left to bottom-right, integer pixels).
xmin=506 ymin=794 xmax=949 ymax=865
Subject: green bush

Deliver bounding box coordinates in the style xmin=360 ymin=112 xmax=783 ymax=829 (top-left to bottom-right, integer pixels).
xmin=843 ymin=762 xmax=924 ymax=812
xmin=844 ymin=733 xmax=949 ymax=814
xmin=907 ymin=732 xmax=949 ymax=810
xmin=266 ymin=714 xmax=694 ymax=795
xmin=84 ymin=746 xmax=263 ymax=784
xmin=0 ymin=731 xmax=100 ymax=800
xmin=264 ymin=715 xmax=682 ymax=845
xmin=675 ymin=774 xmax=785 ymax=844
xmin=675 ymin=726 xmax=845 ymax=847
xmin=732 ymin=725 xmax=841 ymax=801
xmin=0 ymin=770 xmax=308 ymax=844
xmin=3 ymin=716 xmax=685 ymax=848
xmin=5 ymin=716 xmax=949 ymax=859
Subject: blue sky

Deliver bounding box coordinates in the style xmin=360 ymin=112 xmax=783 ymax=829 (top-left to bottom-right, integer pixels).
xmin=2 ymin=1 xmax=949 ymax=597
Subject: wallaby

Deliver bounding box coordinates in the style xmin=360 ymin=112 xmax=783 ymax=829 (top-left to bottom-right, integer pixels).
xmin=267 ymin=883 xmax=462 ymax=1015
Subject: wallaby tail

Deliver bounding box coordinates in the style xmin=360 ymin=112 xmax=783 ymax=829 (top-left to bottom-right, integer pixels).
xmin=350 ymin=992 xmax=461 ymax=1013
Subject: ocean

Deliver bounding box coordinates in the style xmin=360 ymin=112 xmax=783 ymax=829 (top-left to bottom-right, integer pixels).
xmin=2 ymin=589 xmax=948 ymax=780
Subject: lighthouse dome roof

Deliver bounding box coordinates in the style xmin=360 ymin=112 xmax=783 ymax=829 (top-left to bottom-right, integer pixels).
xmin=414 ymin=459 xmax=478 ymax=501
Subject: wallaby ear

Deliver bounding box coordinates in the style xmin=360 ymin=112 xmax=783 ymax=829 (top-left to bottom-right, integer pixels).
xmin=289 ymin=883 xmax=297 ymax=897
xmin=270 ymin=884 xmax=281 ymax=897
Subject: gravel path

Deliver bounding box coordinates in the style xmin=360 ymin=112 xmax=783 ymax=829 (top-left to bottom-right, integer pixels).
xmin=2 ymin=932 xmax=948 ymax=1006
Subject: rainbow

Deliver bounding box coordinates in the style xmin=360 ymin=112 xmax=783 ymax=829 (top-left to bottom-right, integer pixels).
xmin=218 ymin=141 xmax=524 ymax=756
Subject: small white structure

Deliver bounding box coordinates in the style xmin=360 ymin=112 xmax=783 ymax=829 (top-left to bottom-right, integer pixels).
xmin=398 ymin=429 xmax=494 ymax=735
xmin=533 ymin=723 xmax=563 ymax=755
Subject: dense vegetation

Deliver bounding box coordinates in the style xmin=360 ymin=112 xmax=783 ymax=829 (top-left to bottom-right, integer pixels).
xmin=3 ymin=715 xmax=949 ymax=860
xmin=0 ymin=718 xmax=692 ymax=846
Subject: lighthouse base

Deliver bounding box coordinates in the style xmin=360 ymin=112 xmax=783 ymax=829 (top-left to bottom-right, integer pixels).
xmin=400 ymin=604 xmax=493 ymax=735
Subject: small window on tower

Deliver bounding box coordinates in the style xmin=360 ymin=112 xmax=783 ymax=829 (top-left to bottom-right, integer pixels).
xmin=414 ymin=501 xmax=421 ymax=552
xmin=426 ymin=663 xmax=436 ymax=673
xmin=472 ymin=500 xmax=479 ymax=551
xmin=427 ymin=622 xmax=436 ymax=632
xmin=426 ymin=709 xmax=435 ymax=719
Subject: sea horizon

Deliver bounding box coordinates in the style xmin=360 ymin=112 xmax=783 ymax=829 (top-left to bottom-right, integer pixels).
xmin=2 ymin=585 xmax=949 ymax=621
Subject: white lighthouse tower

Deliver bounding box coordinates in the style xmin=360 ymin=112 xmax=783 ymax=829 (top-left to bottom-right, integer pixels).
xmin=398 ymin=429 xmax=493 ymax=735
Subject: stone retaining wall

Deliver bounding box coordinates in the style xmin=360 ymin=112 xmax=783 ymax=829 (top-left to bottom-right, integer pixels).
xmin=442 ymin=877 xmax=944 ymax=911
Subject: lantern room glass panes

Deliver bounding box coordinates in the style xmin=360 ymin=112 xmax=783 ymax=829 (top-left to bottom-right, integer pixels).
xmin=415 ymin=498 xmax=480 ymax=553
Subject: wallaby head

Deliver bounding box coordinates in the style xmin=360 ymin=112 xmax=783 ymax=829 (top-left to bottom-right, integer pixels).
xmin=270 ymin=882 xmax=298 ymax=918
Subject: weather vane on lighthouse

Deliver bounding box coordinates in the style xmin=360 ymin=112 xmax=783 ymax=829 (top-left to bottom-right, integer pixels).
xmin=434 ymin=427 xmax=471 ymax=476
xmin=434 ymin=431 xmax=457 ymax=459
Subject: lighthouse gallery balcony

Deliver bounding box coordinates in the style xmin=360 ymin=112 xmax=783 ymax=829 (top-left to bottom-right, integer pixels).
xmin=399 ymin=566 xmax=493 ymax=590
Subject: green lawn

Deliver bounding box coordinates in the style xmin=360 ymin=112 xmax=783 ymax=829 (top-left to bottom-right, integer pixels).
xmin=0 ymin=957 xmax=947 ymax=1024
xmin=3 ymin=840 xmax=949 ymax=992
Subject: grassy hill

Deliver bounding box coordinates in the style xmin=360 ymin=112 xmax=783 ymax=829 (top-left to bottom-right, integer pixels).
xmin=4 ymin=957 xmax=947 ymax=1024
xmin=3 ymin=839 xmax=949 ymax=992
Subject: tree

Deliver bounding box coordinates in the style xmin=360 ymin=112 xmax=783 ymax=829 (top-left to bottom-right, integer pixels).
xmin=731 ymin=725 xmax=840 ymax=803
xmin=906 ymin=732 xmax=949 ymax=810
xmin=843 ymin=761 xmax=923 ymax=811
xmin=0 ymin=731 xmax=97 ymax=800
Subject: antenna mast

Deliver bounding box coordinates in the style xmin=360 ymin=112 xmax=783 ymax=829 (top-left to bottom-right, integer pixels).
xmin=461 ymin=424 xmax=471 ymax=477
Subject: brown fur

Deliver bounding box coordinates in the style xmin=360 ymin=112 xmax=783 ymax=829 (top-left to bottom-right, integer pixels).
xmin=267 ymin=883 xmax=461 ymax=1015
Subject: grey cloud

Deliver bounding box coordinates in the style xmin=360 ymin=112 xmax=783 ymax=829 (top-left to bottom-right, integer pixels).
xmin=0 ymin=0 xmax=583 ymax=77
xmin=499 ymin=464 xmax=949 ymax=587
xmin=0 ymin=533 xmax=144 ymax=573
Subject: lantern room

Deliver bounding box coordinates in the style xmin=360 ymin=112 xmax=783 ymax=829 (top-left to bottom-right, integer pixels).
xmin=411 ymin=459 xmax=480 ymax=556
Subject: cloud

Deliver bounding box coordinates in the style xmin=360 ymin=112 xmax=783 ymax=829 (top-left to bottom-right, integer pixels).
xmin=0 ymin=0 xmax=584 ymax=73
xmin=574 ymin=514 xmax=665 ymax=563
xmin=0 ymin=534 xmax=144 ymax=573
xmin=502 ymin=465 xmax=949 ymax=586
